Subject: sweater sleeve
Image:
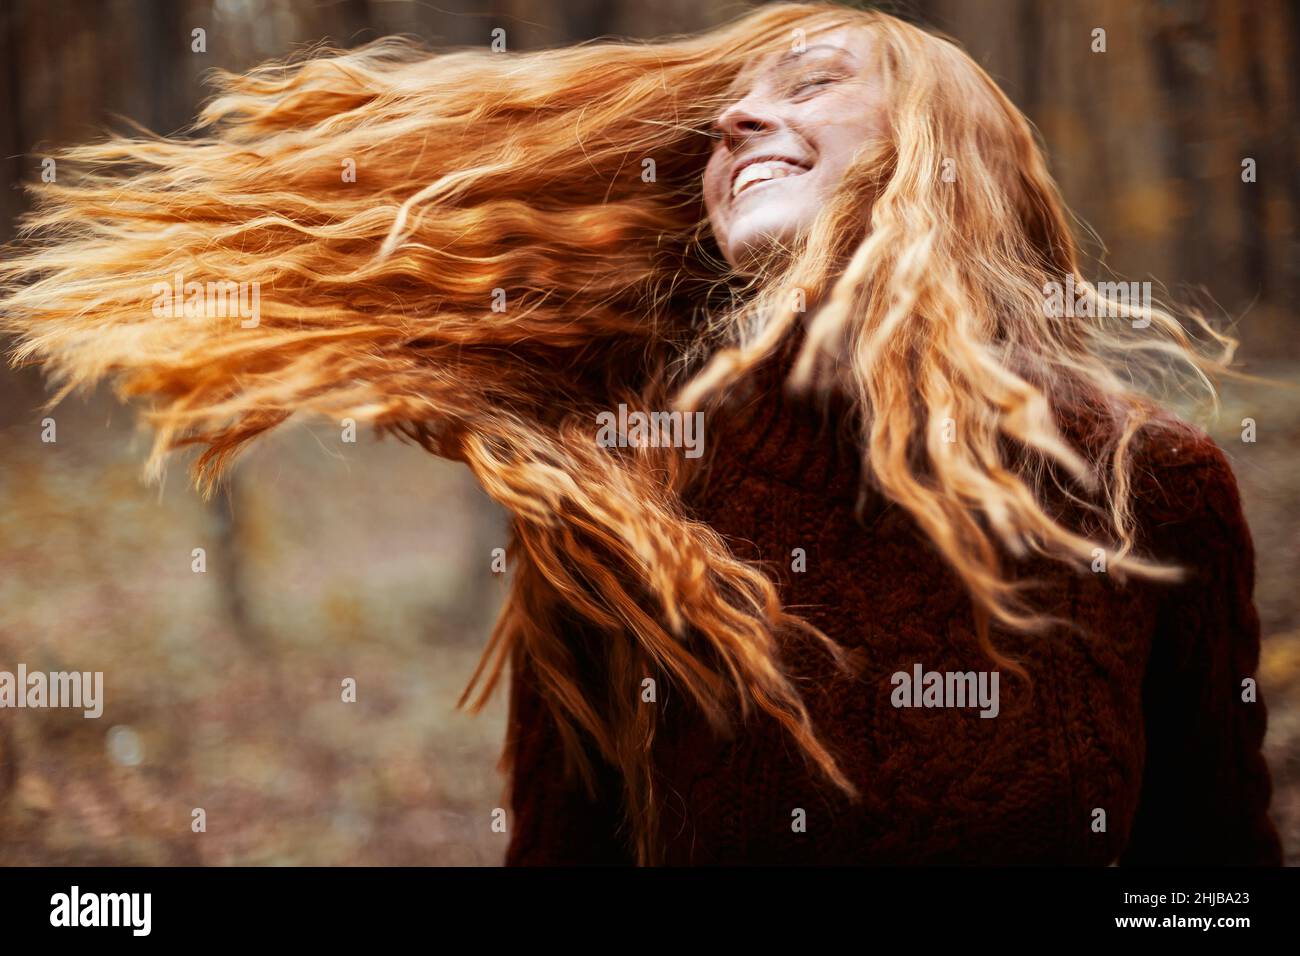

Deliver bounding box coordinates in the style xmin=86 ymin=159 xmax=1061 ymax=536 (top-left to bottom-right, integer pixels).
xmin=1120 ymin=433 xmax=1282 ymax=865
xmin=503 ymin=649 xmax=634 ymax=866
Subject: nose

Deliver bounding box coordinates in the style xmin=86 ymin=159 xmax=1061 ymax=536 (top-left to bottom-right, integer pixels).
xmin=715 ymin=98 xmax=779 ymax=151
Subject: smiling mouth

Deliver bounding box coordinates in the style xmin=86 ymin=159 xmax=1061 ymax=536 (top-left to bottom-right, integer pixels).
xmin=731 ymin=158 xmax=812 ymax=199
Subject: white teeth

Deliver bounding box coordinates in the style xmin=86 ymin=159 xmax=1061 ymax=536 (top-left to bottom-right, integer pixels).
xmin=732 ymin=161 xmax=807 ymax=198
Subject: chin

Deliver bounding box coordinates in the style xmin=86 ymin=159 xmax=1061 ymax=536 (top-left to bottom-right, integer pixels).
xmin=725 ymin=220 xmax=800 ymax=270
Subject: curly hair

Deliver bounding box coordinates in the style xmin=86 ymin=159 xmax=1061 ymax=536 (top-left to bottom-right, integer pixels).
xmin=0 ymin=3 xmax=1242 ymax=862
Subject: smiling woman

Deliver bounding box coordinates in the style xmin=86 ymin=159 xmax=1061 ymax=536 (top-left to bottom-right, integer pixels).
xmin=703 ymin=33 xmax=889 ymax=268
xmin=0 ymin=2 xmax=1282 ymax=866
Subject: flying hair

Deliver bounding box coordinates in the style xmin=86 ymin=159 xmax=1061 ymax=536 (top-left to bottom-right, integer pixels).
xmin=0 ymin=3 xmax=1247 ymax=862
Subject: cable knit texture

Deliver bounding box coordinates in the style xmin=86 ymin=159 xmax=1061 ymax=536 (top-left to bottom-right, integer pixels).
xmin=504 ymin=349 xmax=1282 ymax=866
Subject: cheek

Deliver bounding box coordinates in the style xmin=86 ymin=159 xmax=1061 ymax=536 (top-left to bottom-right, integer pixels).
xmin=803 ymin=97 xmax=888 ymax=192
xmin=703 ymin=154 xmax=729 ymax=222
xmin=821 ymin=119 xmax=883 ymax=187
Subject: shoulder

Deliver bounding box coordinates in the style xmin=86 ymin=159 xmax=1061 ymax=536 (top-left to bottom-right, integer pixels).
xmin=1120 ymin=411 xmax=1255 ymax=572
xmin=1127 ymin=411 xmax=1244 ymax=526
xmin=1052 ymin=391 xmax=1245 ymax=529
xmin=1051 ymin=391 xmax=1250 ymax=554
xmin=1130 ymin=410 xmax=1233 ymax=474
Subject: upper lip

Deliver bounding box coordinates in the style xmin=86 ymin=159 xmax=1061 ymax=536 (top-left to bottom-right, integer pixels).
xmin=729 ymin=152 xmax=813 ymax=196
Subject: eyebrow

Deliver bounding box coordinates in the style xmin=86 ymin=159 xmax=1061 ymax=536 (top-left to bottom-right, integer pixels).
xmin=723 ymin=43 xmax=856 ymax=100
xmin=768 ymin=43 xmax=857 ymax=74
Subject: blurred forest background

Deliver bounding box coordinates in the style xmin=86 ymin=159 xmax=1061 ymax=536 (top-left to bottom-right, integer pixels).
xmin=0 ymin=0 xmax=1297 ymax=865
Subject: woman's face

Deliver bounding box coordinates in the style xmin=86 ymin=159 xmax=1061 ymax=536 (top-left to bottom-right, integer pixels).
xmin=703 ymin=27 xmax=888 ymax=270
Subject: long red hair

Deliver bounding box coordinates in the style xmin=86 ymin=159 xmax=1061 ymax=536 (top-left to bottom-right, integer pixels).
xmin=1 ymin=3 xmax=1240 ymax=861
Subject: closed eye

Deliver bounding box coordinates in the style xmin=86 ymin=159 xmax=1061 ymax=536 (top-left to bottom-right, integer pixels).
xmin=789 ymin=72 xmax=843 ymax=98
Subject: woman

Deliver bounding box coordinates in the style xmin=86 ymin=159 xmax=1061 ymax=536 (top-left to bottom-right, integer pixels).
xmin=0 ymin=3 xmax=1281 ymax=865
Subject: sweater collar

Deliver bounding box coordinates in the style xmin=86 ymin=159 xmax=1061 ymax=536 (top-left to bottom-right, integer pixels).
xmin=692 ymin=334 xmax=868 ymax=503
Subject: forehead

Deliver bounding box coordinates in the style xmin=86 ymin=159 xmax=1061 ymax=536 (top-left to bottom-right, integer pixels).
xmin=727 ymin=26 xmax=872 ymax=95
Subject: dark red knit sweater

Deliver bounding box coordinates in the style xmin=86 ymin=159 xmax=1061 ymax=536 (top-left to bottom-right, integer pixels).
xmin=504 ymin=350 xmax=1282 ymax=865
